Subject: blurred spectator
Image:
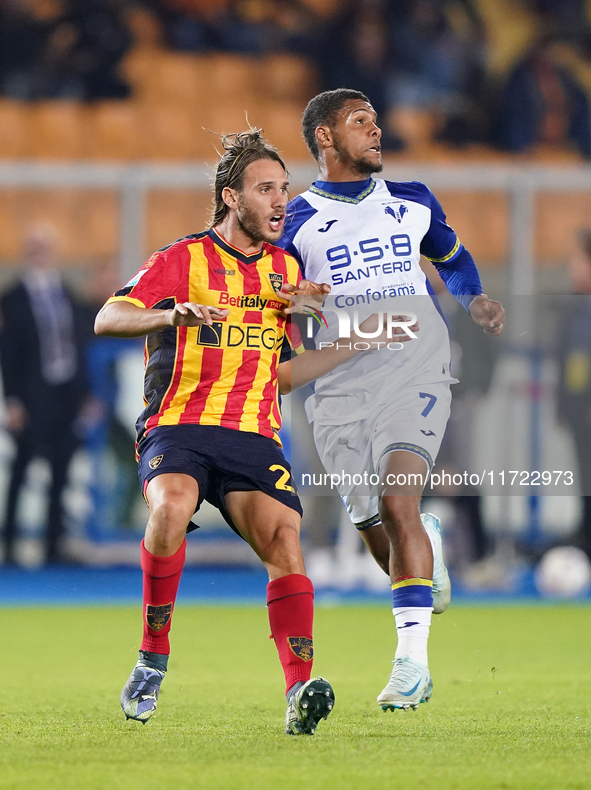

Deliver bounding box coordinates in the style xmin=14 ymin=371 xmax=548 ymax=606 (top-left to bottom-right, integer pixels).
xmin=0 ymin=0 xmax=133 ymax=100
xmin=49 ymin=0 xmax=133 ymax=100
xmin=316 ymin=0 xmax=390 ymax=114
xmin=388 ymin=0 xmax=488 ymax=145
xmin=529 ymin=0 xmax=590 ymax=38
xmin=313 ymin=0 xmax=487 ymax=149
xmin=149 ymin=0 xmax=224 ymax=51
xmin=0 ymin=0 xmax=60 ymax=99
xmin=81 ymin=258 xmax=143 ymax=531
xmin=440 ymin=299 xmax=499 ymax=565
xmin=423 ymin=277 xmax=498 ymax=573
xmin=494 ymin=35 xmax=591 ymax=158
xmin=314 ymin=0 xmax=403 ymax=150
xmin=154 ymin=0 xmax=316 ymax=55
xmin=556 ymin=230 xmax=591 ymax=559
xmin=0 ymin=224 xmax=89 ymax=565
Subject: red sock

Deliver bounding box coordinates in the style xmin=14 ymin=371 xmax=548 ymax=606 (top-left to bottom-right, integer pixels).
xmin=267 ymin=574 xmax=315 ymax=695
xmin=140 ymin=539 xmax=186 ymax=655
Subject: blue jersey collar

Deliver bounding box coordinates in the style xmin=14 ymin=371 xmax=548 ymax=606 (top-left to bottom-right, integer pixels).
xmin=310 ymin=178 xmax=375 ymax=204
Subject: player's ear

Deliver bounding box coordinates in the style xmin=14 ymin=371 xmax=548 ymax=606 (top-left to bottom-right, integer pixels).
xmin=315 ymin=125 xmax=333 ymax=150
xmin=222 ymin=186 xmax=239 ymax=210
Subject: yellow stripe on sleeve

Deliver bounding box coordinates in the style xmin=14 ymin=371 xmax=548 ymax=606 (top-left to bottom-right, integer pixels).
xmin=423 ymin=237 xmax=461 ymax=264
xmin=105 ymin=295 xmax=147 ymax=308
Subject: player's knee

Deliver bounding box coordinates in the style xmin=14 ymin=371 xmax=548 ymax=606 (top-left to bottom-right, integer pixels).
xmin=260 ymin=520 xmax=304 ymax=575
xmin=379 ymin=497 xmax=416 ymax=532
xmin=261 ymin=520 xmax=302 ymax=565
xmin=270 ymin=520 xmax=300 ymax=549
xmin=149 ymin=497 xmax=192 ymax=535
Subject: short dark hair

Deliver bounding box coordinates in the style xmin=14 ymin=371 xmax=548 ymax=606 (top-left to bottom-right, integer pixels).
xmin=211 ymin=129 xmax=286 ymax=227
xmin=302 ymin=89 xmax=371 ymax=160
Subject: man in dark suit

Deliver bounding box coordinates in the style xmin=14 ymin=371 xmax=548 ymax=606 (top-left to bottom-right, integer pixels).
xmin=0 ymin=224 xmax=88 ymax=564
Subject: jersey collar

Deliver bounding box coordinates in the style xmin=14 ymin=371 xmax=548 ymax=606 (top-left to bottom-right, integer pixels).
xmin=309 ymin=178 xmax=375 ymax=204
xmin=208 ymin=228 xmax=266 ymax=264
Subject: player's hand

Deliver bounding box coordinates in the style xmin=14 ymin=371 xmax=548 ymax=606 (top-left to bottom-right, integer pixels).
xmin=469 ymin=294 xmax=505 ymax=336
xmin=169 ymin=303 xmax=229 ymax=327
xmin=280 ymin=280 xmax=331 ymax=315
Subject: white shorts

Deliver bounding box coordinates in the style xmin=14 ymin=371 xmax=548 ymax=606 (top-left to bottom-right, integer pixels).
xmin=312 ymin=379 xmax=452 ymax=527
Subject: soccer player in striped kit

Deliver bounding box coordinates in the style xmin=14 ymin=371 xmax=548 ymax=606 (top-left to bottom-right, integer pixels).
xmin=95 ymin=130 xmax=352 ymax=735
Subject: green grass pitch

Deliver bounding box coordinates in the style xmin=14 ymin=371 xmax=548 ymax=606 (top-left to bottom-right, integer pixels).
xmin=1 ymin=603 xmax=590 ymax=790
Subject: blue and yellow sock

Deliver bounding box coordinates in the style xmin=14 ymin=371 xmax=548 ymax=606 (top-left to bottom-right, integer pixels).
xmin=391 ymin=577 xmax=433 ymax=665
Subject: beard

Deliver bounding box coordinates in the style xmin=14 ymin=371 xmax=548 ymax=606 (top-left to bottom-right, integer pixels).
xmin=333 ymin=135 xmax=383 ymax=176
xmin=236 ymin=199 xmax=279 ymax=244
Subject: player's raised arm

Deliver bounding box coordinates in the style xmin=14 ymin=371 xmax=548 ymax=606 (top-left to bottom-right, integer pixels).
xmin=94 ymin=300 xmax=229 ymax=338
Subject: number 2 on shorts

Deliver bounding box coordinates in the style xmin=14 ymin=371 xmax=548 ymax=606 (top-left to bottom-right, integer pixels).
xmin=269 ymin=464 xmax=295 ymax=493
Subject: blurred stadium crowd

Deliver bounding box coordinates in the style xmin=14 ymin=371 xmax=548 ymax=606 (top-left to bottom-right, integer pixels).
xmin=2 ymin=0 xmax=591 ymax=159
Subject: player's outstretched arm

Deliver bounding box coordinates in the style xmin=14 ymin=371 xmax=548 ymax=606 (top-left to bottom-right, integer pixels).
xmin=468 ymin=294 xmax=505 ymax=336
xmin=94 ymin=300 xmax=229 ymax=338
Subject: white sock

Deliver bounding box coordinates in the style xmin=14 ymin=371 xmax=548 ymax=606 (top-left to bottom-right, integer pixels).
xmin=393 ymin=606 xmax=432 ymax=665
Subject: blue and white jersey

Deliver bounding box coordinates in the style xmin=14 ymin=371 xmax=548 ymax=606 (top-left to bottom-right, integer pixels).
xmin=278 ymin=177 xmax=477 ymax=424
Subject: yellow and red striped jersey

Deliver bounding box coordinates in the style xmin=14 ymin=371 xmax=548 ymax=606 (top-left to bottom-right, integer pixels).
xmin=107 ymin=228 xmax=303 ymax=444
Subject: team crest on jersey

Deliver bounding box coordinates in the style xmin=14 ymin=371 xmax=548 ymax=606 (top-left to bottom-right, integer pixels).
xmin=384 ymin=203 xmax=408 ymax=223
xmin=269 ymin=273 xmax=284 ymax=293
xmin=146 ymin=603 xmax=172 ymax=632
xmin=287 ymin=636 xmax=314 ymax=662
xmin=148 ymin=455 xmax=163 ymax=470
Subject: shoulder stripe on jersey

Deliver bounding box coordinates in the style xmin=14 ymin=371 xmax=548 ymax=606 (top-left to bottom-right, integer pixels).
xmin=423 ymin=237 xmax=461 ymax=264
xmin=309 ymin=180 xmax=376 ymax=204
xmin=282 ymin=195 xmax=317 ymax=241
xmin=384 ymin=180 xmax=431 ymax=208
xmin=157 ymin=232 xmax=206 ymax=253
xmin=279 ymin=195 xmax=317 ymax=273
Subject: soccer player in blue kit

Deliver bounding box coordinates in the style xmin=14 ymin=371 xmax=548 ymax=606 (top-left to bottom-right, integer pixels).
xmin=278 ymin=89 xmax=505 ymax=711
